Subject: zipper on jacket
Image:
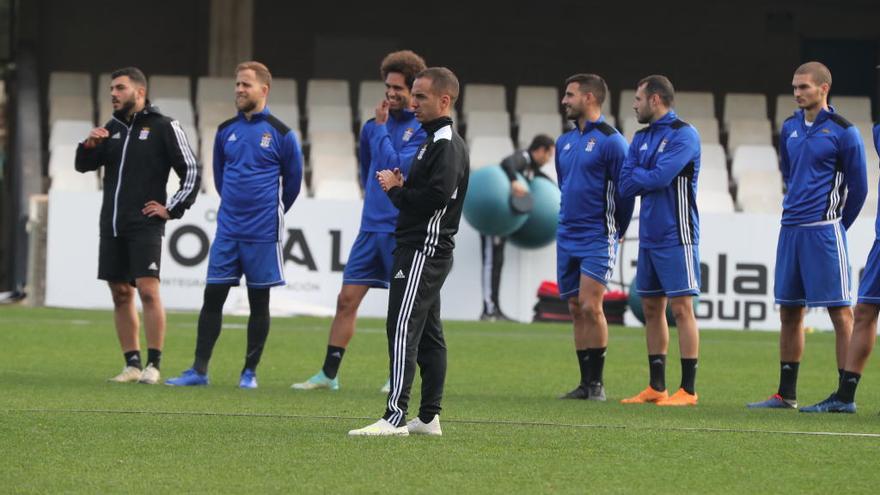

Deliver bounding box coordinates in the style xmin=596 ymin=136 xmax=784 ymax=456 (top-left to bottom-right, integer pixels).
xmin=111 ymin=114 xmax=136 ymax=237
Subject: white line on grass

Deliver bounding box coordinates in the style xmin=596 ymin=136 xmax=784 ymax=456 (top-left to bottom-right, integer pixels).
xmin=9 ymin=408 xmax=880 ymax=439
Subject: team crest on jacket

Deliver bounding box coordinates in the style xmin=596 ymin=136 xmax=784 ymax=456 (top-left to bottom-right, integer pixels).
xmin=585 ymin=138 xmax=596 ymax=152
xmin=260 ymin=132 xmax=272 ymax=148
xmin=402 ymin=128 xmax=414 ymax=141
xmin=658 ymin=139 xmax=668 ymax=152
xmin=138 ymin=127 xmax=150 ymax=140
xmin=563 ymin=143 xmax=571 ymax=151
xmin=417 ymin=144 xmax=427 ymax=160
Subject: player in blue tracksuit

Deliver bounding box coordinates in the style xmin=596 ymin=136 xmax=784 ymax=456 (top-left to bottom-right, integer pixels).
xmin=293 ymin=50 xmax=427 ymax=392
xmin=618 ymin=75 xmax=702 ymax=406
xmin=795 ymin=120 xmax=877 ymax=413
xmin=748 ymin=62 xmax=868 ymax=411
xmin=555 ymin=73 xmax=634 ymax=401
xmin=167 ymin=61 xmax=303 ymax=388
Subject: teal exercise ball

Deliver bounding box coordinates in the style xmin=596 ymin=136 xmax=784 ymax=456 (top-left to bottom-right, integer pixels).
xmin=463 ymin=166 xmax=529 ymax=236
xmin=508 ymin=176 xmax=560 ymax=249
xmin=627 ymin=277 xmax=699 ymax=327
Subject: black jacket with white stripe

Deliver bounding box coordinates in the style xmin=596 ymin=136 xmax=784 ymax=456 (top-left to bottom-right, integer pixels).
xmin=388 ymin=116 xmax=469 ymax=258
xmin=75 ymin=102 xmax=201 ymax=238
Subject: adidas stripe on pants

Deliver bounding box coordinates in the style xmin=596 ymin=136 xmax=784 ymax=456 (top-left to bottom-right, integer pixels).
xmin=383 ymin=247 xmax=453 ymax=427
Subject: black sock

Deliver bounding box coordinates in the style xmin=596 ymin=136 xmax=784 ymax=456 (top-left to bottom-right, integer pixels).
xmin=778 ymin=361 xmax=800 ymax=401
xmin=587 ymin=347 xmax=606 ymax=385
xmin=146 ymin=348 xmax=161 ymax=370
xmin=193 ymin=284 xmax=231 ymax=374
xmin=648 ymin=354 xmax=666 ymax=392
xmin=576 ymin=349 xmax=590 ymax=385
xmin=243 ymin=288 xmax=271 ymax=373
xmin=680 ymin=358 xmax=698 ymax=394
xmin=836 ymin=371 xmax=861 ymax=403
xmin=124 ymin=350 xmax=142 ymax=370
xmin=838 ymin=368 xmax=844 ymax=386
xmin=418 ymin=412 xmax=436 ymax=424
xmin=321 ymin=345 xmax=346 ymax=379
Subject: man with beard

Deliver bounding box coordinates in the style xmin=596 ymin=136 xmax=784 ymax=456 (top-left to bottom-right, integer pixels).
xmin=293 ymin=50 xmax=427 ymax=393
xmin=166 ymin=61 xmax=303 ymax=389
xmin=75 ymin=66 xmax=200 ymax=385
xmin=618 ymin=75 xmax=702 ymax=406
xmin=554 ymin=74 xmax=633 ymax=400
xmin=748 ymin=61 xmax=867 ymax=411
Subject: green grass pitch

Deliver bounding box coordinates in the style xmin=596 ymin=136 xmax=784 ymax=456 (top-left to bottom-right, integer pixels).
xmin=2 ymin=305 xmax=880 ymax=493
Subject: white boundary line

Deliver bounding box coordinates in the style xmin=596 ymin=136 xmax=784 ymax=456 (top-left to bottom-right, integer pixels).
xmin=8 ymin=408 xmax=880 ymax=439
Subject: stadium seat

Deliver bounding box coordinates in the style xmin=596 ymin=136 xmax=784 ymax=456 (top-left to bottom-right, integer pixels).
xmin=152 ymin=98 xmax=195 ymax=126
xmin=49 ymin=96 xmax=93 ymax=126
xmin=272 ymin=78 xmax=299 ymax=107
xmin=49 ymin=145 xmax=99 ymax=191
xmin=49 ymin=71 xmax=91 ymax=100
xmin=306 ymin=79 xmax=350 ymax=111
xmin=697 ymin=190 xmax=736 ymax=213
xmin=469 ymin=136 xmax=514 ymax=170
xmin=309 ymin=131 xmax=356 ymax=157
xmin=307 ymin=106 xmax=353 ymax=133
xmin=701 ymin=143 xmax=727 ymax=171
xmin=730 ymin=144 xmax=779 ymax=185
xmin=310 ymin=154 xmax=360 ymax=199
xmin=357 ymin=80 xmax=385 ymax=122
xmin=49 ymin=120 xmax=92 ymax=151
xmin=674 ymin=91 xmax=715 ymax=119
xmin=723 ymin=93 xmax=767 ymax=128
xmin=148 ymin=75 xmax=191 ymax=100
xmin=698 ymin=164 xmax=731 ymax=195
xmin=514 ymin=86 xmax=558 ymax=118
xmin=688 ymin=117 xmax=719 ymax=144
xmin=517 ymin=113 xmax=563 ymax=148
xmin=736 ymin=169 xmax=784 ymax=214
xmin=271 ymin=105 xmax=301 ymax=132
xmin=830 ymin=95 xmax=873 ymax=122
xmin=774 ymin=94 xmax=797 ymax=132
xmin=726 ymin=119 xmax=772 ymax=156
xmin=197 ymin=77 xmax=232 ymax=106
xmin=463 ymin=84 xmax=506 ymax=117
xmin=464 ymin=111 xmax=510 ymax=140
xmin=198 ymin=101 xmax=235 ymax=130
xmin=97 ymin=73 xmax=113 ymax=125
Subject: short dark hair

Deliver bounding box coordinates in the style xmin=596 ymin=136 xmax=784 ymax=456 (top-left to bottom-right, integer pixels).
xmin=415 ymin=67 xmax=460 ymax=104
xmin=110 ymin=67 xmax=147 ymax=89
xmin=637 ymin=75 xmax=675 ymax=106
xmin=381 ymin=50 xmax=427 ymax=90
xmin=794 ymin=61 xmax=832 ymax=87
xmin=528 ymin=134 xmax=555 ymax=152
xmin=564 ymin=73 xmax=608 ymax=106
xmin=236 ymin=61 xmax=272 ymax=87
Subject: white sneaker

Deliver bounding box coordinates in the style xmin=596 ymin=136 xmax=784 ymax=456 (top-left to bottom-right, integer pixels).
xmin=380 ymin=378 xmax=391 ymax=394
xmin=406 ymin=415 xmax=442 ymax=436
xmin=138 ymin=364 xmax=160 ymax=384
xmin=348 ymin=418 xmax=409 ymax=437
xmin=108 ymin=366 xmax=142 ymax=383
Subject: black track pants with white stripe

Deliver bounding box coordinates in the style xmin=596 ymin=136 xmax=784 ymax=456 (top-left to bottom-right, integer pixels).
xmin=383 ymin=247 xmax=453 ymax=427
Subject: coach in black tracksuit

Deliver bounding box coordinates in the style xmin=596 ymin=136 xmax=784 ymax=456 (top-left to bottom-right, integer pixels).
xmin=350 ymin=67 xmax=469 ymax=436
xmin=75 ymin=67 xmax=200 ymax=384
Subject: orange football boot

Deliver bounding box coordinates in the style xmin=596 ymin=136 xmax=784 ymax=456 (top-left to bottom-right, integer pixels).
xmin=656 ymin=388 xmax=698 ymax=406
xmin=620 ymin=386 xmax=669 ymax=404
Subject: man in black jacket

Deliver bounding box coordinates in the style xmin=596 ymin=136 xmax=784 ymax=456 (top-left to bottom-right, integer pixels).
xmin=75 ymin=67 xmax=200 ymax=385
xmin=349 ymin=67 xmax=469 ymax=436
xmin=480 ymin=134 xmax=555 ymax=321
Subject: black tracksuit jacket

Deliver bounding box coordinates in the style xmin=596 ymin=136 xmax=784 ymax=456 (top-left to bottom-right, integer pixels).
xmin=75 ymin=103 xmax=201 ymax=238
